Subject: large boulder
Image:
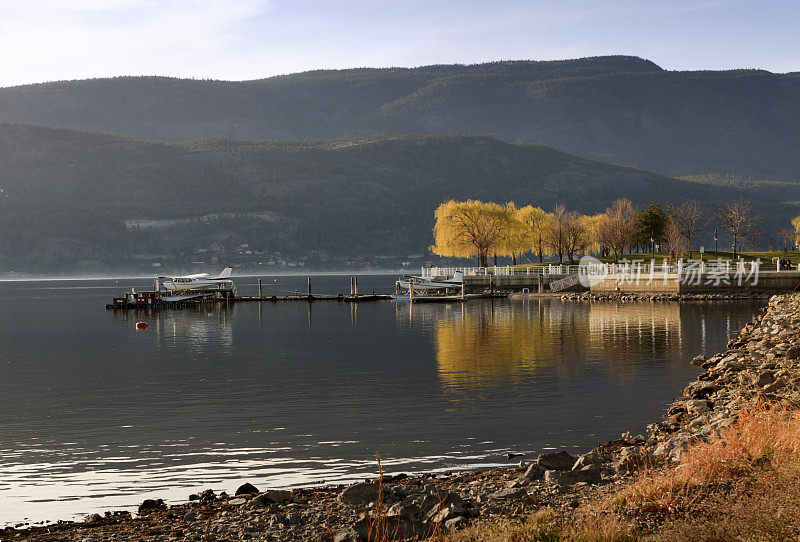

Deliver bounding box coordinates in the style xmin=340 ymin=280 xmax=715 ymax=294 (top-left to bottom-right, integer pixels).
xmin=249 ymin=489 xmax=296 ymax=506
xmin=544 ymin=466 xmax=601 ymax=487
xmin=137 ymin=498 xmax=166 ymax=515
xmin=571 ymin=451 xmax=605 ymax=471
xmin=686 ymin=399 xmax=711 ymax=415
xmin=507 ymin=463 xmax=545 ymax=488
xmin=235 ymin=482 xmax=259 ymax=496
xmin=537 ymin=451 xmax=575 ymax=470
xmin=489 ymin=487 xmax=528 ymax=500
xmin=339 ymin=482 xmax=388 ymax=506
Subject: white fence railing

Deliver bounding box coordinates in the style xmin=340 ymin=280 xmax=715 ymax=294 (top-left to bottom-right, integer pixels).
xmin=420 ymin=265 xmax=581 ymax=278
xmin=420 ymin=262 xmax=739 ymax=279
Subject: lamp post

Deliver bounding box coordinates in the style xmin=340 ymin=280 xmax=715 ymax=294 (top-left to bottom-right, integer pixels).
xmin=650 ymin=230 xmax=655 ymax=261
xmin=714 ymin=228 xmax=718 ymax=256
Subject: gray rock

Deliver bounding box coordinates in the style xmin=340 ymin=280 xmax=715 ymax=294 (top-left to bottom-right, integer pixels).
xmin=251 ymin=489 xmax=296 ymax=505
xmin=489 ymin=487 xmax=528 ymax=500
xmin=656 ymin=433 xmax=693 ymax=461
xmin=544 ymin=466 xmax=601 ymax=486
xmin=755 ymin=371 xmax=776 ymax=388
xmin=522 ymin=463 xmax=545 ymax=479
xmin=690 ymin=355 xmax=706 ymax=366
xmin=333 ymin=524 xmax=367 ymax=542
xmin=508 ymin=463 xmax=545 ymax=487
xmin=537 ymin=450 xmax=575 ymax=470
xmin=572 ymin=450 xmax=605 ymax=470
xmin=444 ymin=516 xmax=468 ymax=530
xmin=386 ymin=502 xmax=423 ymax=521
xmin=424 ymin=491 xmax=467 ymax=522
xmin=615 ymin=446 xmax=650 ymax=474
xmin=339 ymin=482 xmax=387 ymax=506
xmin=84 ymin=513 xmax=102 ymax=524
xmin=137 ymin=498 xmax=166 ymax=515
xmin=684 ymin=381 xmax=717 ymax=399
xmin=686 ymin=399 xmax=711 ymax=414
xmin=235 ymin=482 xmax=259 ymax=496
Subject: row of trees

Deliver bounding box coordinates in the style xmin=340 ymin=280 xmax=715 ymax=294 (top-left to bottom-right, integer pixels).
xmin=431 ymin=198 xmax=766 ymax=265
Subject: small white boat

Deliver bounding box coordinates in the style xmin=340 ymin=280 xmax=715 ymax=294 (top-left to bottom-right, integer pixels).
xmin=396 ymin=271 xmax=463 ymax=292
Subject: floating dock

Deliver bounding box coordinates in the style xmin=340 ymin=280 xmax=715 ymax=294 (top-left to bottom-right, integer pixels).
xmin=106 ymin=275 xmax=508 ymax=310
xmin=106 ymin=292 xmax=393 ymax=309
xmin=396 ymin=293 xmax=507 ymax=303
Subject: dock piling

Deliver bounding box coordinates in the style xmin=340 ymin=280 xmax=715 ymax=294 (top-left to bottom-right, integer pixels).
xmin=307 ymin=277 xmax=312 ymax=296
xmin=258 ymin=279 xmax=262 ymax=298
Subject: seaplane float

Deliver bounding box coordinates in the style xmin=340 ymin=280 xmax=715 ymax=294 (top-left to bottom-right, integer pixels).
xmin=155 ymin=267 xmax=236 ymax=301
xmin=395 ymin=271 xmax=464 ymax=296
xmin=109 ymin=267 xmax=237 ymax=308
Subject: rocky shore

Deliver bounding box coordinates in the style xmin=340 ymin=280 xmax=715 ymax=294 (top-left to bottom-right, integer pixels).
xmin=5 ymin=294 xmax=799 ymax=542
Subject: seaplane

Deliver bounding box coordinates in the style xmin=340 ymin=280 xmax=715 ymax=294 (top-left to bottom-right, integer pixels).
xmin=396 ymin=271 xmax=464 ymax=292
xmin=157 ymin=267 xmax=234 ymax=292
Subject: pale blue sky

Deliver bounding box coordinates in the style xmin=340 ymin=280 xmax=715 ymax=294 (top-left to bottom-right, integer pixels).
xmin=0 ymin=0 xmax=797 ymax=87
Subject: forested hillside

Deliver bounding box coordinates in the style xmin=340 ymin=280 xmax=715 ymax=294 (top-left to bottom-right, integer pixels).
xmin=2 ymin=56 xmax=799 ymax=181
xmin=0 ymin=124 xmax=768 ymax=273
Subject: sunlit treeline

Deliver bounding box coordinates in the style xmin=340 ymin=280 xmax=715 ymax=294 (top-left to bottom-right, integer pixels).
xmin=431 ymin=198 xmax=767 ymax=265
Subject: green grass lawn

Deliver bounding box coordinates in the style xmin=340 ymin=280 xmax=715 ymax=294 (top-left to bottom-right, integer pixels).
xmin=511 ymin=250 xmax=800 ymax=267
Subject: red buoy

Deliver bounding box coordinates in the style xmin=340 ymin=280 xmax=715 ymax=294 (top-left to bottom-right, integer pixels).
xmin=135 ymin=322 xmax=148 ymax=330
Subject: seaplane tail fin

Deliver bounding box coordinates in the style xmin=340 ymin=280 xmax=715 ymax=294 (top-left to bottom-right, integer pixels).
xmin=217 ymin=266 xmax=233 ymax=279
xmin=452 ymin=271 xmax=464 ymax=282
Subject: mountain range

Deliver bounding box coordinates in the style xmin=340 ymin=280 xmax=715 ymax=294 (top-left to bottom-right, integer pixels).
xmin=0 ymin=55 xmax=798 ymax=272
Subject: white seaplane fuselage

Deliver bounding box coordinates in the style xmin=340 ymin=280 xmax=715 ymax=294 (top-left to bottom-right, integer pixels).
xmin=396 ymin=271 xmax=463 ymax=291
xmin=159 ymin=267 xmax=234 ymax=291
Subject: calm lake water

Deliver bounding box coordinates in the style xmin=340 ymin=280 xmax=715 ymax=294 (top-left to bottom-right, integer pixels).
xmin=0 ymin=275 xmax=764 ymax=526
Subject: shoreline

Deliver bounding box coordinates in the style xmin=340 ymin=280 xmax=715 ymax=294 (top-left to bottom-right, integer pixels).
xmin=4 ymin=293 xmax=795 ymax=541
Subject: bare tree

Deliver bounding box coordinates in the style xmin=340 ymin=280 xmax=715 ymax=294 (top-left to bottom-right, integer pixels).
xmin=564 ymin=211 xmax=589 ymax=261
xmin=546 ymin=204 xmax=568 ymax=264
xmin=668 ymin=200 xmax=706 ymax=249
xmin=664 ymin=218 xmax=688 ymax=258
xmin=778 ymin=228 xmax=795 ymax=251
xmin=716 ymin=199 xmax=763 ymax=257
xmin=600 ymin=198 xmax=638 ymax=261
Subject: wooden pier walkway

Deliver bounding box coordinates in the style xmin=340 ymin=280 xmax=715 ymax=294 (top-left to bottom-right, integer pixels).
xmin=398 ymin=293 xmax=508 ymax=303
xmin=236 ymin=294 xmax=394 ymax=302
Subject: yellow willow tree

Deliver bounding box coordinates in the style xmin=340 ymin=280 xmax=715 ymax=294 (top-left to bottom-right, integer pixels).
xmin=430 ymin=200 xmax=508 ymax=267
xmin=497 ymin=202 xmax=530 ymax=266
xmin=791 ymin=215 xmax=800 ymax=249
xmin=583 ymin=213 xmax=608 ymax=257
xmin=517 ymin=205 xmax=551 ymax=263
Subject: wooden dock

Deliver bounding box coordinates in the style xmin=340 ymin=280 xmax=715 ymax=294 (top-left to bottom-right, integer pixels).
xmin=236 ymin=294 xmax=393 ymax=302
xmin=107 ymin=293 xmax=393 ymax=309
xmin=399 ymin=293 xmax=508 ymax=303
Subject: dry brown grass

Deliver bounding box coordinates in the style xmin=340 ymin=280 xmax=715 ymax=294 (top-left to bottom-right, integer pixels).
xmin=616 ymin=402 xmax=800 ymax=515
xmin=439 ymin=402 xmax=800 ymax=541
xmin=439 ymin=508 xmax=562 ymax=542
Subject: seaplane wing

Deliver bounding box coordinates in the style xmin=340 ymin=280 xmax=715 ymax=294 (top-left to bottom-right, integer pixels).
xmin=158 ymin=267 xmax=235 ymax=291
xmin=396 ymin=271 xmax=463 ymax=291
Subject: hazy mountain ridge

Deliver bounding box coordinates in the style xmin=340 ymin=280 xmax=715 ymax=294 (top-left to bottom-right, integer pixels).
xmin=0 ymin=123 xmax=764 ymax=272
xmin=3 ymin=56 xmax=798 ymax=180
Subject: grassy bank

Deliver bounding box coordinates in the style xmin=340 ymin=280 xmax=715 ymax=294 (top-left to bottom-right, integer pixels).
xmin=511 ymin=250 xmax=800 ymax=267
xmin=440 ymin=402 xmax=800 ymax=541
